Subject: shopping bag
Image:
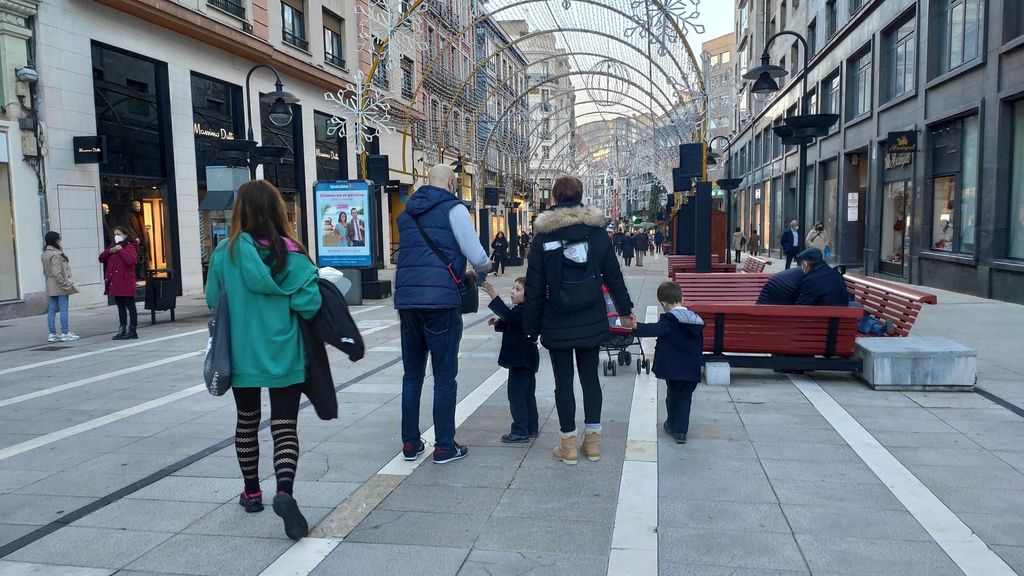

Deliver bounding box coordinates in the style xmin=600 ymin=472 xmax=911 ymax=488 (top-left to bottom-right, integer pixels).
xmin=824 ymin=245 xmax=833 ymax=260
xmin=203 ymin=290 xmax=232 ymax=396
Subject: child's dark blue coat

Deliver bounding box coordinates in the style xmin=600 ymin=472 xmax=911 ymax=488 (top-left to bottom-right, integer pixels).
xmin=633 ymin=307 xmax=705 ymax=382
xmin=489 ymin=297 xmax=540 ymax=372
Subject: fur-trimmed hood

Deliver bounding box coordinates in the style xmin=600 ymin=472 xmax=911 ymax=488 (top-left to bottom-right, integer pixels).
xmin=533 ymin=204 xmax=607 ymax=235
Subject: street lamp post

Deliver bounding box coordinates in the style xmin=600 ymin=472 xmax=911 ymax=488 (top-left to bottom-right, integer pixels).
xmin=742 ymin=31 xmax=838 ymax=250
xmin=242 ymin=64 xmax=300 ymax=179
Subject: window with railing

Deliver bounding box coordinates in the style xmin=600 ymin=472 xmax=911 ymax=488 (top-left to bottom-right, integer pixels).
xmin=282 ymin=0 xmax=308 ymax=50
xmin=401 ymin=57 xmax=414 ymax=99
xmin=372 ymin=36 xmax=389 ymax=89
xmin=208 ymin=0 xmax=245 ymax=19
xmin=323 ymin=9 xmax=344 ymax=68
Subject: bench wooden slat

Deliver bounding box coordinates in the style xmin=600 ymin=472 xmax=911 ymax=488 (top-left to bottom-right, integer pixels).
xmin=844 ymin=273 xmax=936 ymax=337
xmin=691 ymin=303 xmax=861 ymax=358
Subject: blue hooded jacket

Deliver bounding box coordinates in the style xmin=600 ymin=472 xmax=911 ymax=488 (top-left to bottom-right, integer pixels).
xmin=394 ymin=185 xmax=465 ymax=310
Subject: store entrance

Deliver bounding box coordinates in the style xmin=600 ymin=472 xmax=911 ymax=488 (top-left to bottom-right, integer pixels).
xmin=100 ymin=177 xmax=172 ymax=284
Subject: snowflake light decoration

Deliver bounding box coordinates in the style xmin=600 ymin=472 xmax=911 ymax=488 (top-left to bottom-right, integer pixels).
xmin=356 ymin=0 xmax=428 ymax=82
xmin=624 ymin=0 xmax=705 ymax=57
xmin=325 ymin=74 xmax=396 ymax=156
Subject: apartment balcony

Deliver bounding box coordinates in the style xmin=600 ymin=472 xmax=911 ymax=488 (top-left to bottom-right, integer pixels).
xmin=208 ymin=0 xmax=245 ymax=18
xmin=427 ymin=0 xmax=460 ymax=32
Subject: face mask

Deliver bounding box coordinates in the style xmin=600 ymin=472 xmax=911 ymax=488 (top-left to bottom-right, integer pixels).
xmin=114 ymin=235 xmax=125 ymax=243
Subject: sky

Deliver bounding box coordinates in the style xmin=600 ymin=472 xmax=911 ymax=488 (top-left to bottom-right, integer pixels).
xmin=690 ymin=1 xmax=737 ymax=50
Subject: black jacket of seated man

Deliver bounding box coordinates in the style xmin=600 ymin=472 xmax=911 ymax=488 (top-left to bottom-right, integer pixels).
xmin=794 ymin=248 xmax=850 ymax=306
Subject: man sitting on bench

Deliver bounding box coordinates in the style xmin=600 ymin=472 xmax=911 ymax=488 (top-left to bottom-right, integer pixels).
xmin=756 ymin=267 xmax=805 ymax=305
xmin=795 ymin=248 xmax=849 ymax=306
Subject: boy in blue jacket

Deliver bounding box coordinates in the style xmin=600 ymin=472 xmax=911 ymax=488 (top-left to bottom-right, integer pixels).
xmin=622 ymin=282 xmax=705 ymax=444
xmin=483 ymin=278 xmax=540 ymax=443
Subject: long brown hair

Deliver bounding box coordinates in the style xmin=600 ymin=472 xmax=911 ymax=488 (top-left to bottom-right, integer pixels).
xmin=229 ymin=180 xmax=307 ymax=275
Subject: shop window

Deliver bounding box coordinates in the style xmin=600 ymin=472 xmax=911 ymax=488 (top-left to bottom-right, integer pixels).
xmin=1009 ymin=101 xmax=1024 ymax=258
xmin=314 ymin=110 xmax=346 ymax=182
xmin=929 ymin=115 xmax=980 ymax=254
xmin=0 ymin=161 xmax=17 ymax=301
xmin=883 ymin=15 xmax=916 ymax=102
xmin=930 ymin=0 xmax=982 ymax=77
xmin=323 ymin=10 xmax=345 ymax=69
xmin=847 ymin=49 xmax=871 ymax=120
xmin=281 ymin=0 xmax=308 ymax=51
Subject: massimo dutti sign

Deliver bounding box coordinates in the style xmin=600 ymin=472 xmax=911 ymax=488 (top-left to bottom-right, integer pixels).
xmin=73 ymin=136 xmax=107 ymax=164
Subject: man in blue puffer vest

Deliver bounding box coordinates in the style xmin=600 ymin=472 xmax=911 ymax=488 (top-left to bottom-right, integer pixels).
xmin=395 ymin=164 xmax=491 ymax=464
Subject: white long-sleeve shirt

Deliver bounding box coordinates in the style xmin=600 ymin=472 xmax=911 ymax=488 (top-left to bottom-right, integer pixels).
xmin=448 ymin=204 xmax=491 ymax=273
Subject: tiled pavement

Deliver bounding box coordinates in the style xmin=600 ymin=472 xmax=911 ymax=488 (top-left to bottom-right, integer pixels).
xmin=0 ymin=253 xmax=1021 ymax=575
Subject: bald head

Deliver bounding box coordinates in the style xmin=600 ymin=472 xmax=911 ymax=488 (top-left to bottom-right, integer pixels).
xmin=428 ymin=164 xmax=456 ymax=191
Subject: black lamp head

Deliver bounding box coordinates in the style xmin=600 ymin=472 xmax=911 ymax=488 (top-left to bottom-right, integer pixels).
xmin=743 ymin=55 xmax=787 ymax=95
xmin=262 ymin=80 xmax=300 ymax=127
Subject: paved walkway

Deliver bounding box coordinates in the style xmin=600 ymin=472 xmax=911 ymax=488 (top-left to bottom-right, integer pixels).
xmin=0 ymin=253 xmax=1021 ymax=575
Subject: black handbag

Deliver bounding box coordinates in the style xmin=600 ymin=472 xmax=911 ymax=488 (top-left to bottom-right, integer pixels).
xmin=203 ymin=270 xmax=232 ymax=396
xmin=411 ymin=216 xmax=478 ymax=314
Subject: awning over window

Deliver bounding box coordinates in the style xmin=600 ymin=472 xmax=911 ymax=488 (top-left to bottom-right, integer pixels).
xmin=198 ymin=190 xmax=234 ymax=211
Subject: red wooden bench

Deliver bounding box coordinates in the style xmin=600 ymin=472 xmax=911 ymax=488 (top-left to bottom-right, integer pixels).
xmin=740 ymin=255 xmax=772 ymax=273
xmin=844 ymin=273 xmax=937 ymax=337
xmin=673 ymin=273 xmax=770 ymax=304
xmin=667 ymin=255 xmax=733 ymax=276
xmin=688 ymin=303 xmax=864 ymax=372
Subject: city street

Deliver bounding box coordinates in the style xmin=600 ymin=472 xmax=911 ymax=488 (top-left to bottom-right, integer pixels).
xmin=0 ymin=254 xmax=1022 ymax=576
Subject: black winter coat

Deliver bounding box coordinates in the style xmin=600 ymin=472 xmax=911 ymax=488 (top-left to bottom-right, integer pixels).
xmin=796 ymin=264 xmax=850 ymax=306
xmin=634 ymin=307 xmax=705 ymax=382
xmin=301 ymin=278 xmax=366 ymax=421
xmin=756 ymin=267 xmax=805 ymax=305
xmin=488 ymin=297 xmax=540 ymax=372
xmin=523 ymin=203 xmax=633 ymax=349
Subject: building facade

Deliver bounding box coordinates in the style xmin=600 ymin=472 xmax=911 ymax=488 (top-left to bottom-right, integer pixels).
xmin=702 ymin=32 xmax=738 ymax=182
xmin=730 ymin=0 xmax=1024 ymax=303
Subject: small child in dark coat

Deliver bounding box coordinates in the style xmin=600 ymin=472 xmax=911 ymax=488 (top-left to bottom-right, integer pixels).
xmin=623 ymin=281 xmax=705 ymax=444
xmin=484 ymin=278 xmax=540 ymax=443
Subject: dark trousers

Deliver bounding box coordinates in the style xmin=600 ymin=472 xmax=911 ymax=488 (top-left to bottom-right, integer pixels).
xmin=400 ymin=308 xmax=462 ymax=450
xmin=623 ymin=256 xmax=632 ymax=266
xmin=666 ymin=380 xmax=699 ymax=434
xmin=734 ymin=249 xmax=742 ymax=263
xmin=491 ymin=255 xmax=506 ymax=274
xmin=784 ymin=250 xmax=798 ymax=269
xmin=114 ymin=296 xmax=138 ymax=326
xmin=507 ymin=367 xmax=538 ymax=437
xmin=549 ymin=347 xmax=602 ymax=433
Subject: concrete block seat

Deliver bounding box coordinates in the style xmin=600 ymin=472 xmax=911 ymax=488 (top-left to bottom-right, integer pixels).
xmin=855 ymin=336 xmax=977 ymax=391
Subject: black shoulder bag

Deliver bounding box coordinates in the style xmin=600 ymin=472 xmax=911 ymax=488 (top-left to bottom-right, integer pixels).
xmin=411 ymin=217 xmax=479 ymax=314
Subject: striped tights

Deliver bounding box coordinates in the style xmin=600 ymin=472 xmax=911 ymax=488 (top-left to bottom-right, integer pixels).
xmin=231 ymin=384 xmax=303 ymax=495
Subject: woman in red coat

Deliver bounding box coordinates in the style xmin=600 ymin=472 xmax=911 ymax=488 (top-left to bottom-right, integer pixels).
xmin=99 ymin=226 xmax=140 ymax=340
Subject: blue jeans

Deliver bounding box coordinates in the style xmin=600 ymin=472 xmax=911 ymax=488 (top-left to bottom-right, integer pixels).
xmin=400 ymin=308 xmax=462 ymax=450
xmin=47 ymin=295 xmax=69 ymax=334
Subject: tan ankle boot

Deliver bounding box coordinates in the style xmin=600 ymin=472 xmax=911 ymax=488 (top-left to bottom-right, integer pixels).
xmin=552 ymin=434 xmax=578 ymax=465
xmin=581 ymin=430 xmax=601 ymax=461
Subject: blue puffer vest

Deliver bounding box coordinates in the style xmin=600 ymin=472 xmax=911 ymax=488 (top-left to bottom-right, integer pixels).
xmin=394 ymin=185 xmax=465 ymax=310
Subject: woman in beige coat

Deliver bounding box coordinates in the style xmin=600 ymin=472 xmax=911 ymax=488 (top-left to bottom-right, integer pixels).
xmin=808 ymin=221 xmax=830 ymax=259
xmin=42 ymin=231 xmax=79 ymax=342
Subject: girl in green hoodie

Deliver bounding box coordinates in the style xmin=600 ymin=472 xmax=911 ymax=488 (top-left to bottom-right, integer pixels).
xmin=205 ymin=180 xmax=322 ymax=540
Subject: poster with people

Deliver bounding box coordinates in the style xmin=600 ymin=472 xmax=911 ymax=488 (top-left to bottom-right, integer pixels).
xmin=314 ymin=180 xmax=373 ymax=268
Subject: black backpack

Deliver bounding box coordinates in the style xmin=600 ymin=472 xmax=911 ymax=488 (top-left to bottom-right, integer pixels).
xmin=550 ymin=232 xmax=603 ymax=313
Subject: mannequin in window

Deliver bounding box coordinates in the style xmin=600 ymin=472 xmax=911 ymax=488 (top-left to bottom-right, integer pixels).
xmin=101 ymin=203 xmax=114 ymax=247
xmin=127 ymin=200 xmax=149 ymax=278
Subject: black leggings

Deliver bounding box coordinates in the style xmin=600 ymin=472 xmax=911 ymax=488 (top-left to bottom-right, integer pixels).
xmin=549 ymin=348 xmax=602 ymax=433
xmin=114 ymin=296 xmax=137 ymax=326
xmin=232 ymin=384 xmax=303 ymax=495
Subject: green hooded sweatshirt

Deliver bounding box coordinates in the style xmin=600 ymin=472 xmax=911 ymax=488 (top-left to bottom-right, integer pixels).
xmin=205 ymin=233 xmax=322 ymax=388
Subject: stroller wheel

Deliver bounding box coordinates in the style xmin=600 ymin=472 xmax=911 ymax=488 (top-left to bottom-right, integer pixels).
xmin=617 ymin=351 xmax=626 ymax=366
xmin=624 ymin=351 xmax=632 ymax=366
xmin=636 ymin=361 xmax=642 ymax=375
xmin=611 ymin=362 xmax=617 ymax=376
xmin=602 ymin=364 xmax=610 ymax=377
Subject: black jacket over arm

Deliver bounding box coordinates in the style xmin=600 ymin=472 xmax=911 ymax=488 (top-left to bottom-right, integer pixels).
xmin=488 ymin=297 xmax=540 ymax=372
xmin=523 ymin=203 xmax=633 ymax=350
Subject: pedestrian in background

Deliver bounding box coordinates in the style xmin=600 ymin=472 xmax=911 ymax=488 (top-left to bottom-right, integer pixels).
xmin=634 ymin=229 xmax=650 ymax=266
xmin=621 ymin=281 xmax=704 ymax=444
xmin=808 ymin=221 xmax=829 ymax=261
xmin=654 ymin=228 xmax=665 ymax=253
xmin=99 ymin=226 xmax=139 ymax=340
xmin=621 ymin=231 xmax=635 ymax=266
xmin=41 ymin=231 xmax=80 ymax=342
xmin=780 ymin=220 xmax=801 ymax=269
xmin=524 ymin=175 xmax=634 ymax=465
xmin=483 ymin=278 xmax=539 ymax=443
xmin=732 ymin=227 xmax=745 ymax=264
xmin=747 ymin=229 xmax=761 ymax=256
xmin=491 ymin=231 xmax=509 ymax=275
xmin=205 ymin=179 xmax=323 ymax=540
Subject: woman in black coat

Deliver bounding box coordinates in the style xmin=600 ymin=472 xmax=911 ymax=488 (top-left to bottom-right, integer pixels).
xmin=523 ymin=176 xmax=633 ymax=466
xmin=620 ymin=232 xmax=635 ymax=266
xmin=491 ymin=232 xmax=509 ymax=275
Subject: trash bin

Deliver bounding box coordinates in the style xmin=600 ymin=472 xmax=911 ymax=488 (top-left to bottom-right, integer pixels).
xmin=144 ymin=268 xmax=177 ymax=324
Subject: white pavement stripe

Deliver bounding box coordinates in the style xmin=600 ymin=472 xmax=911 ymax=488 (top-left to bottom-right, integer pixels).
xmin=0 ymin=561 xmax=114 ymax=575
xmin=0 ymin=351 xmax=203 ymax=409
xmin=358 ymin=320 xmax=400 ymax=336
xmin=377 ymin=367 xmax=508 ymax=476
xmin=0 ymin=306 xmax=383 ymax=377
xmin=0 ymin=383 xmax=205 ymax=461
xmin=792 ymin=375 xmax=1017 ymax=576
xmin=0 ymin=329 xmax=207 ymax=376
xmin=257 ymin=538 xmax=342 ymax=576
xmin=608 ymin=306 xmax=659 ymax=576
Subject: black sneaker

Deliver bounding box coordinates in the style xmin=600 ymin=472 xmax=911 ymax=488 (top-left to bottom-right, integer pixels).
xmin=674 ymin=433 xmax=688 ymax=444
xmin=501 ymin=433 xmax=531 ymax=443
xmin=662 ymin=422 xmax=673 ymax=437
xmin=403 ymin=439 xmax=426 ymax=461
xmin=433 ymin=443 xmax=469 ymax=464
xmin=272 ymin=492 xmax=309 ymax=541
xmin=238 ymin=490 xmax=264 ymax=513
xmin=528 ymin=432 xmax=539 ymax=439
